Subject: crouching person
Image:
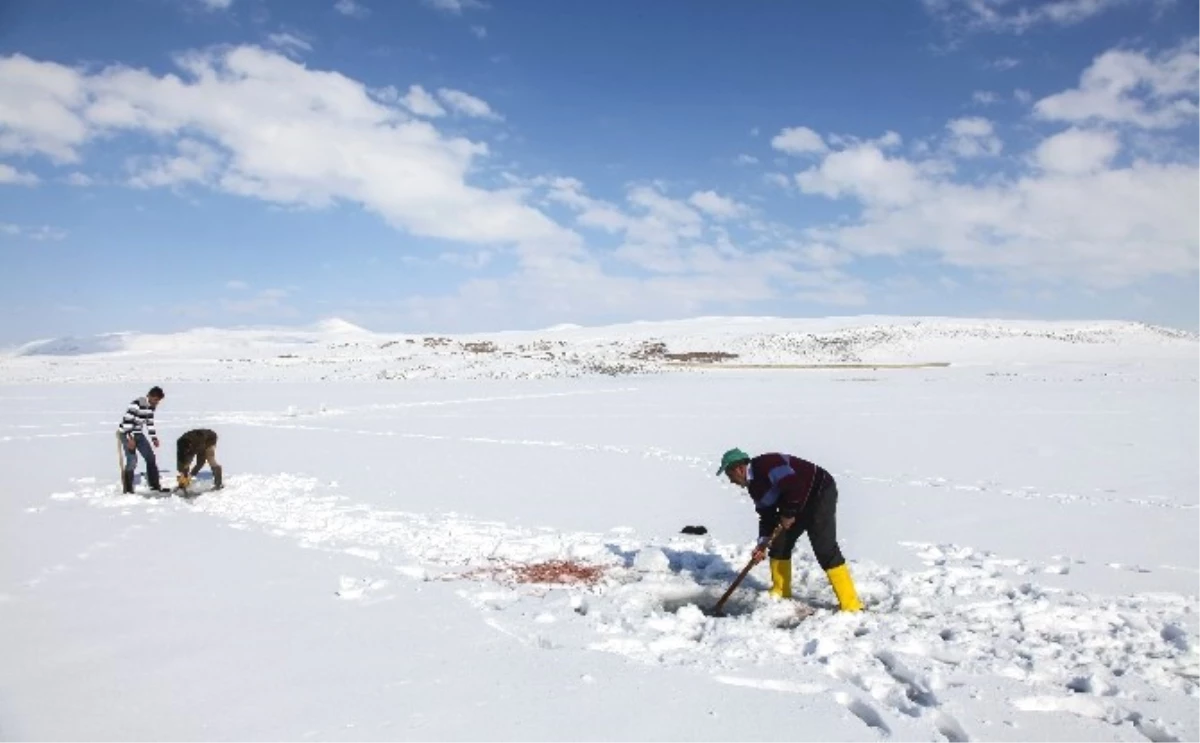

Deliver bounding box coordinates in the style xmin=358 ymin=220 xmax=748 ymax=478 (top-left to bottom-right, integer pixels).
xmin=176 ymin=428 xmax=223 ymax=491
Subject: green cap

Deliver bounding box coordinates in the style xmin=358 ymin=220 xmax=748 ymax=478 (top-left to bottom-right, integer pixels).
xmin=716 ymin=447 xmax=750 ymax=475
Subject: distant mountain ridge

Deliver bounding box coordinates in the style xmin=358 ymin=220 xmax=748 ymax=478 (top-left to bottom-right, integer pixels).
xmin=2 ymin=316 xmax=1195 ymax=384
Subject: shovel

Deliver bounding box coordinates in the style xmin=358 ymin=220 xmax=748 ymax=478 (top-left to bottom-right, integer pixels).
xmin=710 ymin=523 xmax=786 ymax=617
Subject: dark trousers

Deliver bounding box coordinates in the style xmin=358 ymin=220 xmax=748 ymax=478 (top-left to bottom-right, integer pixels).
xmin=768 ymin=475 xmax=845 ymax=570
xmin=120 ymin=432 xmax=162 ymax=488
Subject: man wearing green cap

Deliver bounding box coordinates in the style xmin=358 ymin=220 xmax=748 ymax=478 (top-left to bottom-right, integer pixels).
xmin=716 ymin=447 xmax=863 ymax=612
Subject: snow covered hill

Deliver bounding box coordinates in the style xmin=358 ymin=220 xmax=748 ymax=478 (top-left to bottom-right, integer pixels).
xmin=1 ymin=315 xmax=1195 ymax=384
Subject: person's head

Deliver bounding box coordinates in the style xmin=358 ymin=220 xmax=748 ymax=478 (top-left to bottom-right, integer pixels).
xmin=716 ymin=448 xmax=751 ymax=488
xmin=148 ymin=386 xmax=165 ymax=407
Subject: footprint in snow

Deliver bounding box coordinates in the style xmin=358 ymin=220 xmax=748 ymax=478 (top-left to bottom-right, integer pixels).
xmin=1013 ymin=696 xmax=1181 ymax=742
xmin=334 ymin=576 xmax=393 ymax=605
xmin=875 ymin=649 xmax=941 ymax=708
xmin=833 ymin=692 xmax=891 ymax=735
xmin=1107 ymin=562 xmax=1152 ymax=574
xmin=934 ymin=712 xmax=971 ymax=742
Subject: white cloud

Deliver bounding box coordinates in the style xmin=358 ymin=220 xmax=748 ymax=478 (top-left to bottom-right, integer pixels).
xmin=1033 ymin=39 xmax=1199 ymax=129
xmin=226 ymin=279 xmax=249 ymax=290
xmin=7 ymin=40 xmax=1188 ymax=328
xmin=972 ymin=90 xmax=1002 ymax=105
xmin=267 ymin=33 xmax=313 ymax=55
xmin=0 ymin=222 xmax=66 ymax=240
xmin=687 ymin=190 xmax=749 ymax=220
xmin=735 ymin=153 xmax=759 ymax=165
xmin=535 ymin=178 xmax=861 ymax=306
xmin=945 ymin=116 xmax=1003 ymax=158
xmin=825 ymin=130 xmax=903 ymax=152
xmin=399 ymin=85 xmax=446 ymax=117
xmin=792 ymin=112 xmax=1196 ymax=287
xmin=127 ymin=139 xmax=223 ymax=189
xmin=470 ymin=25 xmax=488 ymax=39
xmin=1014 ymin=88 xmax=1033 ymax=104
xmin=874 ymin=131 xmax=903 ymax=150
xmin=198 ymin=0 xmax=234 ymax=9
xmin=989 ymin=57 xmax=1021 ymax=70
xmin=0 ymin=54 xmax=89 ymax=163
xmin=771 ymin=126 xmax=827 ymax=156
xmin=424 ymin=0 xmax=487 ymax=14
xmin=924 ymin=0 xmax=1136 ymax=34
xmin=0 ymin=45 xmax=578 ymax=272
xmin=0 ymin=163 xmax=39 ymax=185
xmin=436 ymin=88 xmax=502 ymax=120
xmin=795 ymin=143 xmax=930 ymax=206
xmin=334 ymin=0 xmax=370 ymax=18
xmin=622 ymin=185 xmax=706 ymax=248
xmin=1034 ymin=128 xmax=1120 ymax=174
xmin=64 ymin=171 xmax=94 ymax=186
xmin=764 ymin=173 xmax=791 ymax=189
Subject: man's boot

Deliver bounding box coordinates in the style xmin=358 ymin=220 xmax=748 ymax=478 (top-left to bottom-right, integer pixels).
xmin=769 ymin=558 xmax=792 ymax=599
xmin=826 ymin=563 xmax=864 ymax=612
xmin=146 ymin=475 xmax=169 ymax=493
xmin=121 ymin=470 xmax=134 ymax=494
xmin=212 ymin=465 xmax=223 ymax=490
xmin=145 ymin=460 xmax=168 ymax=493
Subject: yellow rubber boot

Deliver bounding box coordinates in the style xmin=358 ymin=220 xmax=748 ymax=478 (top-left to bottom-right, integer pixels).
xmin=769 ymin=558 xmax=792 ymax=599
xmin=825 ymin=564 xmax=864 ymax=612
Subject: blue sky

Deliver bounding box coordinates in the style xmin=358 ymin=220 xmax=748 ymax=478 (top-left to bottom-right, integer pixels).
xmin=0 ymin=0 xmax=1197 ymax=344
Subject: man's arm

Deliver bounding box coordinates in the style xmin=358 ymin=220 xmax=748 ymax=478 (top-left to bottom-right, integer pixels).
xmin=119 ymin=400 xmax=142 ymax=448
xmin=143 ymin=404 xmax=159 ymax=446
xmin=190 ymin=451 xmax=205 ymax=475
xmin=119 ymin=400 xmax=140 ymax=435
xmin=751 ymin=507 xmax=781 ymax=563
xmin=757 ymin=507 xmax=779 ymax=541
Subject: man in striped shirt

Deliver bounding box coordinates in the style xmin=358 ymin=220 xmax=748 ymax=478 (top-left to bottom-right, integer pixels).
xmin=717 ymin=447 xmax=863 ymax=612
xmin=116 ymin=386 xmax=167 ymax=494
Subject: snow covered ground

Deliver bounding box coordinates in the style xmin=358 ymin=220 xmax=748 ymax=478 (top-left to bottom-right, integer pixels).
xmin=1 ymin=317 xmax=1197 ymax=741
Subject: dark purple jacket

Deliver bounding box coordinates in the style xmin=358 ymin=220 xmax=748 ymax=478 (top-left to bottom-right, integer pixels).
xmin=746 ymin=452 xmax=829 ymax=540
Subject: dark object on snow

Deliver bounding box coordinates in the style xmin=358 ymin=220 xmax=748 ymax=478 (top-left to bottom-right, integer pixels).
xmin=680 ymin=525 xmax=708 ymax=535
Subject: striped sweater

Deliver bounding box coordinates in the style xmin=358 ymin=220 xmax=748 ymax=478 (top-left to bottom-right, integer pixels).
xmin=117 ymin=396 xmax=158 ymax=438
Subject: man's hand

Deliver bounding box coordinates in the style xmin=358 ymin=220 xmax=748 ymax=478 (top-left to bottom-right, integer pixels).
xmin=780 ymin=516 xmax=796 ymax=530
xmin=125 ymin=437 xmax=135 ymax=451
xmin=152 ymin=437 xmax=159 ymax=448
xmin=750 ymin=545 xmax=767 ymax=565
